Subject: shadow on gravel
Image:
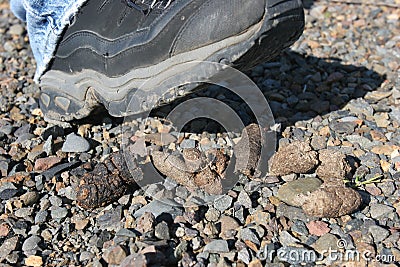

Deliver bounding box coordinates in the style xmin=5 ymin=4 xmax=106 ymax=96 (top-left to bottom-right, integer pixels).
xmin=146 ymin=50 xmax=385 ymax=134
xmin=75 ymin=50 xmax=385 ymax=140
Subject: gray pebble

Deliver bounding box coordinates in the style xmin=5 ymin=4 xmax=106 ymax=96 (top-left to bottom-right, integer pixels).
xmin=180 ymin=139 xmax=196 ymax=149
xmin=34 ymin=210 xmax=48 ymax=224
xmin=43 ymin=136 xmax=53 ymax=156
xmin=155 ymin=221 xmax=170 ymax=240
xmin=0 ymin=188 xmax=18 ymax=200
xmin=51 ymin=207 xmax=68 ymax=220
xmin=97 ymin=206 xmax=122 ymax=231
xmin=279 ymin=230 xmax=300 ymax=247
xmin=369 ymin=203 xmax=395 ymax=218
xmin=237 ymin=191 xmax=252 ymax=209
xmin=22 ymin=235 xmax=41 ymax=254
xmin=14 ymin=207 xmax=33 ymax=218
xmin=240 ymin=228 xmax=260 ymax=246
xmin=291 ymin=220 xmax=309 ymax=236
xmin=203 ymin=240 xmax=229 ymax=253
xmin=49 ymin=196 xmax=62 ymax=206
xmin=62 ymin=133 xmax=91 ymax=153
xmin=213 ymin=195 xmax=233 ymax=211
xmin=237 ymin=248 xmax=251 ymax=264
xmin=369 ymin=225 xmax=390 ymax=243
xmin=8 ymin=24 xmax=24 ymax=35
xmin=0 ymin=237 xmax=19 ymax=260
xmin=134 ymin=200 xmax=183 ymax=219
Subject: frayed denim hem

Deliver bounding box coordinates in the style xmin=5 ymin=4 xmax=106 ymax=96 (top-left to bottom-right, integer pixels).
xmin=10 ymin=0 xmax=89 ymax=83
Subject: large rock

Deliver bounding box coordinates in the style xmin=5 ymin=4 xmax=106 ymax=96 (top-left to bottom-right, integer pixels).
xmin=277 ymin=177 xmax=323 ymax=207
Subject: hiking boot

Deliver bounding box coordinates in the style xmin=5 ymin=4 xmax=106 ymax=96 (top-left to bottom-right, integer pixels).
xmin=39 ymin=0 xmax=305 ymax=122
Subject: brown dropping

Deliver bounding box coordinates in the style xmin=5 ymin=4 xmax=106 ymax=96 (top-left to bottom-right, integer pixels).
xmin=316 ymin=149 xmax=352 ymax=184
xmin=151 ymin=151 xmax=196 ymax=187
xmin=234 ymin=124 xmax=262 ymax=176
xmin=151 ymin=150 xmax=224 ymax=195
xmin=302 ymin=186 xmax=362 ymax=218
xmin=76 ymin=152 xmax=141 ymax=209
xmin=269 ymin=141 xmax=318 ymax=176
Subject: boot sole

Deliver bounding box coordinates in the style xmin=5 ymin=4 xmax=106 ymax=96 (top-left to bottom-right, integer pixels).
xmin=39 ymin=0 xmax=305 ymax=122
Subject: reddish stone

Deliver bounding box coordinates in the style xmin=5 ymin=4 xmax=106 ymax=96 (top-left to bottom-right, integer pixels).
xmin=34 ymin=157 xmax=62 ymax=172
xmin=307 ymin=221 xmax=330 ymax=236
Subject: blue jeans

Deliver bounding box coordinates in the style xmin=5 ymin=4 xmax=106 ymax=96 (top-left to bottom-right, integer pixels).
xmin=10 ymin=0 xmax=87 ymax=82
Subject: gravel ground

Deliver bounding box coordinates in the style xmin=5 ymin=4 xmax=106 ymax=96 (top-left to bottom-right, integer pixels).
xmin=1 ymin=0 xmax=400 ymax=266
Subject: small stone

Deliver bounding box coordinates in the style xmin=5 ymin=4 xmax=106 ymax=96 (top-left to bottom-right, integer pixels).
xmin=0 ymin=188 xmax=18 ymax=200
xmin=120 ymin=253 xmax=148 ymax=267
xmin=22 ymin=235 xmax=41 ymax=254
xmin=34 ymin=210 xmax=48 ymax=224
xmin=134 ymin=200 xmax=183 ymax=218
xmin=0 ymin=236 xmax=19 ymax=261
xmin=306 ymin=221 xmax=330 ymax=236
xmin=62 ymin=133 xmax=91 ymax=153
xmin=136 ymin=212 xmax=155 ymax=233
xmin=0 ymin=223 xmax=10 ymax=237
xmin=240 ymin=228 xmax=260 ymax=246
xmin=213 ymin=195 xmax=233 ymax=211
xmin=180 ymin=139 xmax=196 ymax=149
xmin=291 ymin=220 xmax=309 ymax=236
xmin=155 ymin=221 xmax=170 ymax=240
xmin=276 ymin=204 xmax=308 ymax=222
xmin=237 ymin=191 xmax=252 ymax=209
xmin=345 ymin=99 xmax=374 ymax=117
xmin=20 ymin=191 xmax=39 ymax=206
xmin=9 ymin=24 xmax=24 ymax=35
xmin=269 ymin=141 xmax=319 ymax=176
xmin=203 ymin=240 xmax=229 ymax=253
xmin=192 ymin=236 xmax=203 ymax=251
xmin=15 ymin=207 xmax=33 ymax=218
xmin=103 ymin=245 xmax=127 ymax=265
xmin=234 ymin=124 xmax=262 ymax=176
xmin=25 ymin=255 xmax=43 ymax=267
xmin=43 ymin=136 xmax=53 ymax=156
xmin=51 ymin=207 xmax=68 ymax=220
xmin=205 ymin=208 xmax=220 ymax=222
xmin=369 ymin=203 xmax=395 ymax=219
xmin=79 ymin=251 xmax=95 ymax=262
xmin=369 ymin=225 xmax=389 ymax=243
xmin=219 ymin=216 xmax=240 ymax=239
xmin=277 ymin=177 xmax=322 ymax=207
xmin=34 ymin=157 xmax=62 ymax=172
xmin=97 ymin=206 xmax=122 ymax=231
xmin=74 ymin=219 xmax=89 ymax=230
xmin=238 ymin=248 xmax=251 ymax=264
xmin=279 ymin=230 xmax=300 ymax=247
xmin=245 ymin=211 xmax=270 ymax=227
xmin=312 ymin=233 xmax=339 ymax=254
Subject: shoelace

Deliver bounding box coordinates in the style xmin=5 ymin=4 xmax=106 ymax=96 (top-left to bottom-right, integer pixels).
xmin=126 ymin=0 xmax=173 ymax=15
